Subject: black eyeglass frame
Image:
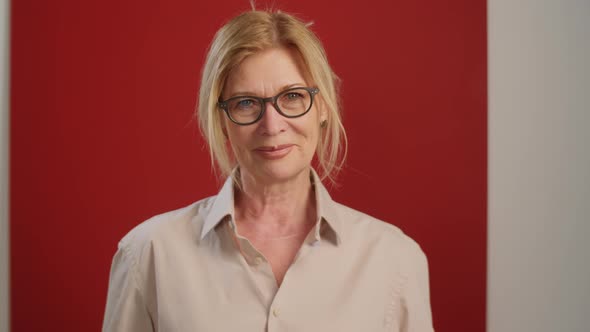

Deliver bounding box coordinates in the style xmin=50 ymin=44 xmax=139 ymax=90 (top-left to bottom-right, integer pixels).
xmin=217 ymin=87 xmax=320 ymax=126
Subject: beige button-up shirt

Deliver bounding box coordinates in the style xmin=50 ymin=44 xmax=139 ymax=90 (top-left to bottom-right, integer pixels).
xmin=102 ymin=171 xmax=434 ymax=331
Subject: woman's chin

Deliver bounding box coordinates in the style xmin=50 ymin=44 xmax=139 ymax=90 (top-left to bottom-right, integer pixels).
xmin=247 ymin=163 xmax=310 ymax=184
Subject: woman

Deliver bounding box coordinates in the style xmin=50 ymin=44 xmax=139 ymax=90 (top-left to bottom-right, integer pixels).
xmin=103 ymin=8 xmax=434 ymax=332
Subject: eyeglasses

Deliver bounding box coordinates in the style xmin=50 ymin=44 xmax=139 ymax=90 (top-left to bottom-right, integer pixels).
xmin=218 ymin=87 xmax=320 ymax=126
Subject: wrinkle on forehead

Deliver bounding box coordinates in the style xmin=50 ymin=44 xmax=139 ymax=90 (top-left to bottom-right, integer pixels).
xmin=222 ymin=46 xmax=313 ymax=99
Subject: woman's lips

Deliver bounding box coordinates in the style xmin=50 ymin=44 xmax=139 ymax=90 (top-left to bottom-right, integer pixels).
xmin=254 ymin=144 xmax=294 ymax=159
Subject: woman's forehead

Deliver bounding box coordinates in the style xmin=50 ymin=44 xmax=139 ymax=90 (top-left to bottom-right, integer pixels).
xmin=223 ymin=48 xmax=309 ymax=97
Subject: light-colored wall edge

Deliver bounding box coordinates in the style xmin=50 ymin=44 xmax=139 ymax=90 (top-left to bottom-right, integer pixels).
xmin=0 ymin=0 xmax=9 ymax=330
xmin=488 ymin=1 xmax=590 ymax=332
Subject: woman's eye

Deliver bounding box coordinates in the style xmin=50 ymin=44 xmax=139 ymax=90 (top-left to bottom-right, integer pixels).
xmin=234 ymin=99 xmax=257 ymax=110
xmin=286 ymin=92 xmax=304 ymax=99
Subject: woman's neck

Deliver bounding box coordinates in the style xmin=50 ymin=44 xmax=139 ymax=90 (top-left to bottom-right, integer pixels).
xmin=234 ymin=168 xmax=316 ymax=235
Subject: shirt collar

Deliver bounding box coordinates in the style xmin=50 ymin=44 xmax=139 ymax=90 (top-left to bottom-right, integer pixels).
xmin=310 ymin=168 xmax=342 ymax=245
xmin=200 ymin=172 xmax=236 ymax=241
xmin=199 ymin=168 xmax=342 ymax=245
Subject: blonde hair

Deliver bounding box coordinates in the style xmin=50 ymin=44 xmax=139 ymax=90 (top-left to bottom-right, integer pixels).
xmin=197 ymin=9 xmax=347 ymax=183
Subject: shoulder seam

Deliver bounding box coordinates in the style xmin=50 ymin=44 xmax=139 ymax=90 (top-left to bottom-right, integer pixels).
xmin=118 ymin=235 xmax=152 ymax=317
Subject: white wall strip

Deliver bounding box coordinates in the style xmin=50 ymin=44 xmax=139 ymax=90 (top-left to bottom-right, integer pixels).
xmin=488 ymin=1 xmax=590 ymax=331
xmin=0 ymin=0 xmax=10 ymax=330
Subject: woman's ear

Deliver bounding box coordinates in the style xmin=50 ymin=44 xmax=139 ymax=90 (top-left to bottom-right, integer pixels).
xmin=318 ymin=96 xmax=328 ymax=123
xmin=218 ymin=112 xmax=229 ymax=139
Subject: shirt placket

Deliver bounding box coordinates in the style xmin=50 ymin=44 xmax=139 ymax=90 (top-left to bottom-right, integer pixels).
xmin=225 ymin=217 xmax=327 ymax=331
xmin=226 ymin=220 xmax=278 ymax=308
xmin=265 ymin=224 xmax=325 ymax=332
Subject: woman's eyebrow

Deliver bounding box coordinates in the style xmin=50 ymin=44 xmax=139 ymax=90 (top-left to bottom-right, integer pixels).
xmin=227 ymin=83 xmax=306 ymax=98
xmin=278 ymin=83 xmax=305 ymax=91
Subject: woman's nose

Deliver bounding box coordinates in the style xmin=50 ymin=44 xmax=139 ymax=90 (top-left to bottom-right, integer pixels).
xmin=257 ymin=101 xmax=287 ymax=135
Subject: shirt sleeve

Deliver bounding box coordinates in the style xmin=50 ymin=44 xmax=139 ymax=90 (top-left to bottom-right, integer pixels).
xmin=102 ymin=241 xmax=154 ymax=332
xmin=399 ymin=246 xmax=435 ymax=332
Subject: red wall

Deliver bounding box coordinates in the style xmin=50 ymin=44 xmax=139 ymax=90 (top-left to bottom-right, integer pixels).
xmin=10 ymin=0 xmax=487 ymax=331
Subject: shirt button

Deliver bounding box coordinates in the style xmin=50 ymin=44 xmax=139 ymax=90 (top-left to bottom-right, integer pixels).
xmin=254 ymin=256 xmax=264 ymax=265
xmin=273 ymin=308 xmax=280 ymax=317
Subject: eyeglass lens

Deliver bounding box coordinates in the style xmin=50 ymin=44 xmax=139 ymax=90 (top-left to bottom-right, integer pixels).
xmin=226 ymin=88 xmax=313 ymax=124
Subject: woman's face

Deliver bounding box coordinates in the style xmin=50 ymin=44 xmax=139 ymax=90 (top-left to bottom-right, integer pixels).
xmin=221 ymin=47 xmax=326 ymax=184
